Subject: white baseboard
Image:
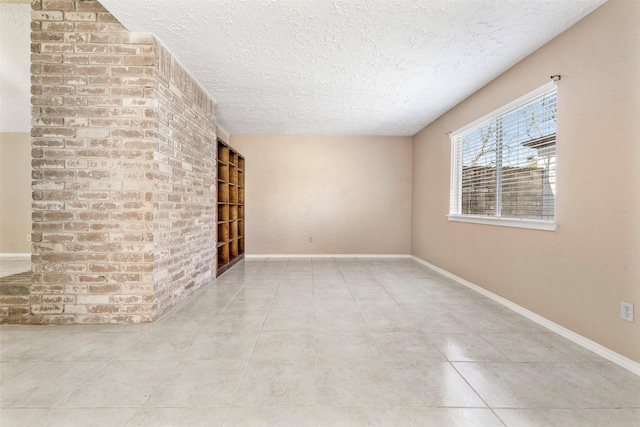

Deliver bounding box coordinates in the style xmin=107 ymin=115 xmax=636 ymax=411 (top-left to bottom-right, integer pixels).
xmin=244 ymin=254 xmax=412 ymax=259
xmin=0 ymin=253 xmax=30 ymax=258
xmin=411 ymin=255 xmax=640 ymax=376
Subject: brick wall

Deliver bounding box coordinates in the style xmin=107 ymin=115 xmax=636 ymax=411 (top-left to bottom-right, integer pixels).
xmin=1 ymin=0 xmax=218 ymax=324
xmin=152 ymin=41 xmax=217 ymax=317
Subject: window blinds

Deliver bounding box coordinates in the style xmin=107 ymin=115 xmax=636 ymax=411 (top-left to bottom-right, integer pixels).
xmin=450 ymin=84 xmax=557 ymax=220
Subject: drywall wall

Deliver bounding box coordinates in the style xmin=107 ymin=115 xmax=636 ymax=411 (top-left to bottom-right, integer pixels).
xmin=231 ymin=135 xmax=412 ymax=255
xmin=0 ymin=133 xmax=31 ymax=253
xmin=412 ymin=0 xmax=640 ymax=362
xmin=0 ymin=3 xmax=31 ymax=255
xmin=0 ymin=2 xmax=31 ymax=132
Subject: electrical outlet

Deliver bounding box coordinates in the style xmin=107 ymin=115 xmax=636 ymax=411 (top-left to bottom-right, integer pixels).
xmin=26 ymin=234 xmax=31 ymax=242
xmin=621 ymin=301 xmax=634 ymax=322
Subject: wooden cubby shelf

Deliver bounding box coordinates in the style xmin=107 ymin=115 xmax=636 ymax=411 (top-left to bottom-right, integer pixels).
xmin=218 ymin=164 xmax=229 ymax=182
xmin=216 ymin=139 xmax=245 ymax=277
xmin=218 ymin=182 xmax=229 ymax=203
xmin=230 ymin=184 xmax=238 ymax=204
xmin=218 ymin=204 xmax=229 ymax=222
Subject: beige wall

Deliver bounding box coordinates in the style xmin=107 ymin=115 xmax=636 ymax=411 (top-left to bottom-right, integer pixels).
xmin=412 ymin=0 xmax=640 ymax=362
xmin=231 ymin=135 xmax=412 ymax=255
xmin=0 ymin=132 xmax=31 ymax=253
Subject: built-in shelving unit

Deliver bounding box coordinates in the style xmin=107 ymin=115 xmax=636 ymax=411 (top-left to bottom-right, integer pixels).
xmin=217 ymin=140 xmax=245 ymax=276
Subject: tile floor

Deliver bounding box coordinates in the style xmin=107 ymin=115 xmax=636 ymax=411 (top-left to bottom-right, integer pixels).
xmin=0 ymin=257 xmax=639 ymax=426
xmin=0 ymin=255 xmax=31 ymax=278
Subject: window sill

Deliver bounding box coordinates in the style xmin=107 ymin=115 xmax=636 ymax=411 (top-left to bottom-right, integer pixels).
xmin=447 ymin=214 xmax=557 ymax=231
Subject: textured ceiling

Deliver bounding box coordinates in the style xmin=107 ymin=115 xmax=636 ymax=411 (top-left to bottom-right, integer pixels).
xmin=99 ymin=0 xmax=605 ymax=136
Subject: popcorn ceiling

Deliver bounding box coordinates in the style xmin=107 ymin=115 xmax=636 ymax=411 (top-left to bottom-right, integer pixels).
xmin=98 ymin=1 xmax=604 ymax=135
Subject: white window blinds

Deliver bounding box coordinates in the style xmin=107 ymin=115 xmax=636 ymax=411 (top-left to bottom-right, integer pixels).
xmin=450 ymin=83 xmax=557 ymax=221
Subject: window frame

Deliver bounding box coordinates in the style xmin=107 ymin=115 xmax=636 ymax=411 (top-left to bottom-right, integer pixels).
xmin=448 ymin=81 xmax=558 ymax=232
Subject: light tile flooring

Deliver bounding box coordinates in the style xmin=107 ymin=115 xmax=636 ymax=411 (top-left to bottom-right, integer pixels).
xmin=1 ymin=257 xmax=639 ymax=426
xmin=0 ymin=255 xmax=31 ymax=278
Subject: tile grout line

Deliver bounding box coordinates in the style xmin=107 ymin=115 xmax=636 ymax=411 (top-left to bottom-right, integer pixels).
xmin=227 ymin=257 xmax=283 ymax=417
xmin=312 ymin=258 xmax=320 ymax=426
xmin=353 ymin=257 xmax=409 ymax=409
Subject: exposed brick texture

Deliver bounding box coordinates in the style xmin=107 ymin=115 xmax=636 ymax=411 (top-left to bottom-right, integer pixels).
xmin=0 ymin=0 xmax=218 ymax=324
xmin=0 ymin=275 xmax=32 ymax=322
xmin=152 ymin=41 xmax=217 ymax=317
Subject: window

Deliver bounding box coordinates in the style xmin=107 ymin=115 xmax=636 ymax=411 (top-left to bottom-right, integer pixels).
xmin=449 ymin=82 xmax=557 ymax=231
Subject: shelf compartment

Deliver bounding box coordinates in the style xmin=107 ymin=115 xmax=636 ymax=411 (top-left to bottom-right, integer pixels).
xmin=230 ymin=152 xmax=239 ymax=166
xmin=238 ymin=171 xmax=245 ymax=187
xmin=230 ymin=166 xmax=238 ymax=184
xmin=230 ymin=220 xmax=238 ymax=240
xmin=230 ymin=239 xmax=239 ymax=258
xmin=218 ymin=222 xmax=229 ymax=243
xmin=218 ymin=243 xmax=230 ymax=266
xmin=238 ymin=188 xmax=245 ymax=204
xmin=218 ymin=204 xmax=229 ymax=221
xmin=230 ymin=205 xmax=238 ymax=221
xmin=218 ymin=145 xmax=229 ymax=163
xmin=218 ymin=164 xmax=229 ymax=182
xmin=238 ymin=157 xmax=245 ymax=171
xmin=218 ymin=182 xmax=229 ymax=203
xmin=229 ymin=185 xmax=238 ymax=204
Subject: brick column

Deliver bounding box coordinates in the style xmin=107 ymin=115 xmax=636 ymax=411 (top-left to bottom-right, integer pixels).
xmin=30 ymin=0 xmax=156 ymax=323
xmin=17 ymin=0 xmax=220 ymax=324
